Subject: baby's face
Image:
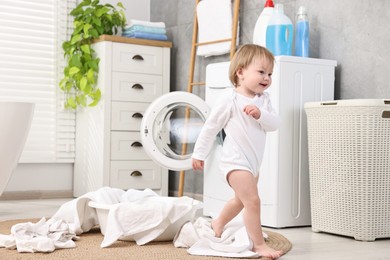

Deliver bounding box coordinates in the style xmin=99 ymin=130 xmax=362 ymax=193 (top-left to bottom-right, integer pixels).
xmin=236 ymin=59 xmax=273 ymax=97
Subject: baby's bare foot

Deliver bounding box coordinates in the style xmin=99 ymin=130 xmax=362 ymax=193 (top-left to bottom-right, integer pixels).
xmin=253 ymin=244 xmax=283 ymax=259
xmin=211 ymin=220 xmax=224 ymax=237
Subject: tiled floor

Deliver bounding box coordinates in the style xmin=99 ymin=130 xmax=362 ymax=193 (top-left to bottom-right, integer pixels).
xmin=0 ymin=198 xmax=389 ymax=260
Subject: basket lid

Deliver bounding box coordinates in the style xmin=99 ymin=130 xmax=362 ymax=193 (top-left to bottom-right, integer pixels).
xmin=304 ymin=99 xmax=390 ymax=108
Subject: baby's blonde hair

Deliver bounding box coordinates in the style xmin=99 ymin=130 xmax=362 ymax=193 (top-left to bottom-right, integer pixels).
xmin=229 ymin=44 xmax=275 ymax=86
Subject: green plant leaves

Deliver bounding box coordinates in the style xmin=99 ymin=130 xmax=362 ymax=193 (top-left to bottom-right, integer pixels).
xmin=80 ymin=44 xmax=90 ymax=54
xmin=87 ymin=69 xmax=95 ymax=84
xmin=70 ymin=54 xmax=81 ymax=67
xmin=76 ymin=94 xmax=87 ymax=107
xmin=92 ymin=17 xmax=101 ymax=26
xmin=96 ymin=6 xmax=110 ymax=17
xmin=66 ymin=97 xmax=77 ymax=109
xmin=80 ymin=77 xmax=88 ymax=90
xmin=69 ymin=67 xmax=80 ymax=76
xmin=88 ymin=89 xmax=101 ymax=107
xmin=59 ymin=0 xmax=126 ymax=109
xmin=70 ymin=34 xmax=82 ymax=45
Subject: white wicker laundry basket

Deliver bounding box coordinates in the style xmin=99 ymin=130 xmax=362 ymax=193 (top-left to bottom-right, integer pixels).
xmin=304 ymin=99 xmax=390 ymax=241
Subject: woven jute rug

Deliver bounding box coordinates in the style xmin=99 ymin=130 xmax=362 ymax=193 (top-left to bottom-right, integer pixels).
xmin=0 ymin=218 xmax=292 ymax=260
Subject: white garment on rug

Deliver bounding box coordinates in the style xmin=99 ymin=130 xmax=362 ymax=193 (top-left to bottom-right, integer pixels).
xmin=0 ymin=218 xmax=79 ymax=253
xmin=101 ymin=194 xmax=201 ymax=247
xmin=196 ymin=0 xmax=237 ymax=57
xmin=174 ymin=217 xmax=267 ymax=258
xmin=48 ymin=186 xmax=125 ymax=235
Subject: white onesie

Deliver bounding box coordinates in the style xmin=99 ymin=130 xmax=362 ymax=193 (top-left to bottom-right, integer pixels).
xmin=192 ymin=90 xmax=280 ymax=182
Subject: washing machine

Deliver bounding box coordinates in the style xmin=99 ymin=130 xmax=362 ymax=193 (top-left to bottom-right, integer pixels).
xmin=141 ymin=56 xmax=337 ymax=228
xmin=140 ymin=91 xmax=210 ymax=171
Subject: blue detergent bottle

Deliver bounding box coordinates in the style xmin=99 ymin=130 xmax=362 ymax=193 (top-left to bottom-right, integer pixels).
xmin=295 ymin=6 xmax=309 ymax=57
xmin=266 ymin=3 xmax=293 ymax=56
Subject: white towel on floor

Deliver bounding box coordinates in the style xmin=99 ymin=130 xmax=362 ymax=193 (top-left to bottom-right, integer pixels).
xmin=48 ymin=187 xmax=125 ymax=235
xmin=0 ymin=218 xmax=79 ymax=253
xmin=196 ymin=0 xmax=237 ymax=57
xmin=101 ymin=195 xmax=199 ymax=247
xmin=174 ymin=217 xmax=260 ymax=258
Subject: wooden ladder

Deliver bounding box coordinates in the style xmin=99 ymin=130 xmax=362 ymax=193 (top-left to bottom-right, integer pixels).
xmin=178 ymin=0 xmax=241 ymax=197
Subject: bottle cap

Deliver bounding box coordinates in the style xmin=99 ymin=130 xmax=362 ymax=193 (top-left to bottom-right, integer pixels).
xmin=264 ymin=0 xmax=274 ymax=8
xmin=274 ymin=3 xmax=284 ymax=13
xmin=297 ymin=6 xmax=307 ymax=15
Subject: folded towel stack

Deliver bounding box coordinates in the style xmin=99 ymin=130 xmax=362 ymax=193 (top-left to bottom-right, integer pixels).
xmin=122 ymin=19 xmax=168 ymax=41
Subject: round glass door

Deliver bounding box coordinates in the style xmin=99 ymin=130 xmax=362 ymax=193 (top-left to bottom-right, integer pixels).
xmin=141 ymin=92 xmax=210 ymax=171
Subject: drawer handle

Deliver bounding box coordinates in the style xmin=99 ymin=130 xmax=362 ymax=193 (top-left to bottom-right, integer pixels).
xmin=131 ymin=141 xmax=143 ymax=147
xmin=383 ymin=111 xmax=390 ymax=118
xmin=132 ymin=83 xmax=144 ymax=90
xmin=321 ymin=101 xmax=338 ymax=106
xmin=132 ymin=54 xmax=144 ymax=61
xmin=132 ymin=112 xmax=143 ymax=118
xmin=130 ymin=171 xmax=143 ymax=177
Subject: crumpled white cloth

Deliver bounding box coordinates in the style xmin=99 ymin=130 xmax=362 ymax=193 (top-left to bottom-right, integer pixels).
xmin=174 ymin=217 xmax=267 ymax=258
xmin=48 ymin=187 xmax=125 ymax=235
xmin=101 ymin=194 xmax=201 ymax=247
xmin=0 ymin=218 xmax=78 ymax=253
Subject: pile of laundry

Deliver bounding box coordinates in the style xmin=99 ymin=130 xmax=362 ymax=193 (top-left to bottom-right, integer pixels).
xmin=0 ymin=187 xmax=264 ymax=258
xmin=0 ymin=187 xmax=200 ymax=253
xmin=122 ymin=19 xmax=168 ymax=41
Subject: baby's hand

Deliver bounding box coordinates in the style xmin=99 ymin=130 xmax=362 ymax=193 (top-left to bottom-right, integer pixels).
xmin=192 ymin=158 xmax=204 ymax=171
xmin=243 ymin=105 xmax=261 ymax=120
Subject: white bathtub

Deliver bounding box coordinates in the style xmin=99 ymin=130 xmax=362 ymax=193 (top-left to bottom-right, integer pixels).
xmin=0 ymin=102 xmax=35 ymax=196
xmin=89 ymin=198 xmax=202 ymax=242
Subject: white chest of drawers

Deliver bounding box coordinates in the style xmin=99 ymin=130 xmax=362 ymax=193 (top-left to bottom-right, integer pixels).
xmin=73 ymin=36 xmax=171 ymax=197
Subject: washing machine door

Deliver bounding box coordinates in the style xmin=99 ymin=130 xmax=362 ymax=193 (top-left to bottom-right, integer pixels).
xmin=140 ymin=91 xmax=210 ymax=171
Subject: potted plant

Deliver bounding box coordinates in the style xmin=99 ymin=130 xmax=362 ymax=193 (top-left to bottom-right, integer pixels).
xmin=59 ymin=0 xmax=126 ymax=109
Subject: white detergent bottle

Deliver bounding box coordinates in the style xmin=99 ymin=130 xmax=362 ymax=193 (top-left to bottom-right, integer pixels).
xmin=266 ymin=3 xmax=293 ymax=56
xmin=252 ymin=0 xmax=275 ymax=47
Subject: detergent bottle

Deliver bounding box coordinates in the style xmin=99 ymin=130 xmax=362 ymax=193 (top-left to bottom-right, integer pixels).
xmin=294 ymin=6 xmax=310 ymax=57
xmin=265 ymin=3 xmax=293 ymax=56
xmin=252 ymin=0 xmax=274 ymax=47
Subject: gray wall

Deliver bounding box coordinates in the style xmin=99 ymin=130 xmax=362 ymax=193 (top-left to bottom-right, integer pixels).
xmin=151 ymin=0 xmax=390 ymax=197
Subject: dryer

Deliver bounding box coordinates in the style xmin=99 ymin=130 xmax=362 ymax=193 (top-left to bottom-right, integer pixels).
xmin=141 ymin=56 xmax=337 ymax=228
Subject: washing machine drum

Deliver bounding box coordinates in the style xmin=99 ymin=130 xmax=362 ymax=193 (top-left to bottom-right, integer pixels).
xmin=141 ymin=91 xmax=210 ymax=171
